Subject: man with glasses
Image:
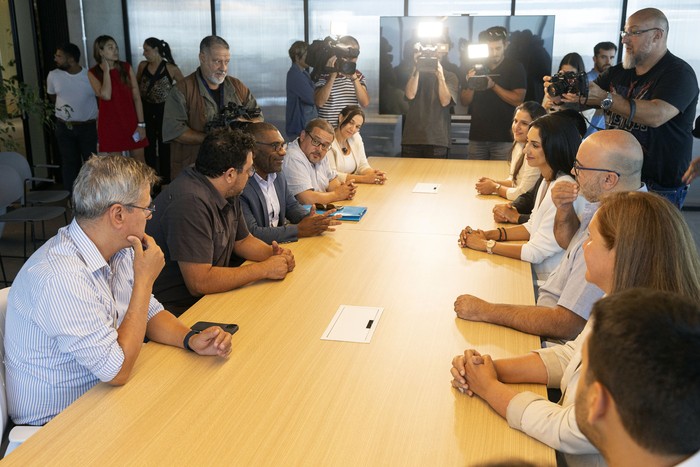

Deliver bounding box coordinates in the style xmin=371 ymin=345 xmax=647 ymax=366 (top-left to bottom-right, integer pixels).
xmin=283 ymin=118 xmax=356 ymax=204
xmin=460 ymin=26 xmax=526 ymax=161
xmin=241 ymin=122 xmax=341 ymax=244
xmin=147 ymin=127 xmax=295 ymax=316
xmin=455 ymin=130 xmax=645 ymax=342
xmin=163 ymin=35 xmax=263 ymax=179
xmin=5 ymin=155 xmax=233 ymax=426
xmin=584 ymin=8 xmax=698 ymax=208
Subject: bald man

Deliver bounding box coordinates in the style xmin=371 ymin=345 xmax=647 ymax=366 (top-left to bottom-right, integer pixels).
xmin=455 ymin=130 xmax=646 ymax=341
xmin=585 ymin=8 xmax=698 ymax=208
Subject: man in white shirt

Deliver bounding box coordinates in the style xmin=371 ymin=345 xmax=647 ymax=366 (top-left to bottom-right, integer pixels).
xmin=47 ymin=42 xmax=98 ymax=192
xmin=282 ymin=118 xmax=356 ymax=204
xmin=576 ymin=289 xmax=700 ymax=467
xmin=5 ymin=155 xmax=232 ymax=426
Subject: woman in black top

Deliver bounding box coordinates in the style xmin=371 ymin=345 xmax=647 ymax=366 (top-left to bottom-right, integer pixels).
xmin=137 ymin=37 xmax=185 ymax=183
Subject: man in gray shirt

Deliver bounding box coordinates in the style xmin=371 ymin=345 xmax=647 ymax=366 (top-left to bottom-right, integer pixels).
xmin=454 ymin=130 xmax=645 ymax=340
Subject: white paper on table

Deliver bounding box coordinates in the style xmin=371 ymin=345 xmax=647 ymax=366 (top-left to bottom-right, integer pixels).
xmin=321 ymin=305 xmax=384 ymax=343
xmin=412 ymin=183 xmax=440 ymax=193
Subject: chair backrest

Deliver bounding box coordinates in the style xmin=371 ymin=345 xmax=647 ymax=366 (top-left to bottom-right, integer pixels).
xmin=0 ymin=287 xmax=11 ymax=435
xmin=0 ymin=167 xmax=24 ymax=207
xmin=0 ymin=153 xmax=32 ymax=184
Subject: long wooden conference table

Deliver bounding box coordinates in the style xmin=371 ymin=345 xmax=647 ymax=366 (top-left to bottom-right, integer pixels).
xmin=4 ymin=158 xmax=555 ymax=466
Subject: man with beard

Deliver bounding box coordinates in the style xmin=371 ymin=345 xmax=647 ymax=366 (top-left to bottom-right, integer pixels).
xmin=241 ymin=122 xmax=341 ymax=244
xmin=575 ymin=290 xmax=700 ymax=467
xmin=147 ymin=128 xmax=295 ymax=316
xmin=47 ymin=42 xmax=98 ymax=192
xmin=282 ymin=118 xmax=356 ymax=205
xmin=455 ymin=130 xmax=645 ymax=341
xmin=585 ymin=8 xmax=698 ymax=208
xmin=163 ymin=35 xmax=263 ymax=179
xmin=460 ymin=26 xmax=526 ymax=161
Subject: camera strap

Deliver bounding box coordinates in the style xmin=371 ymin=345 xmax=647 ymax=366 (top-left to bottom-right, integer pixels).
xmin=199 ymin=72 xmax=225 ymax=111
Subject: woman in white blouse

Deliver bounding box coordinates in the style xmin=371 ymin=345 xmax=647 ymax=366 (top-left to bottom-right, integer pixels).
xmin=475 ymin=101 xmax=546 ymax=200
xmin=450 ymin=191 xmax=700 ymax=466
xmin=328 ymin=105 xmax=387 ymax=184
xmin=460 ymin=112 xmax=584 ymax=281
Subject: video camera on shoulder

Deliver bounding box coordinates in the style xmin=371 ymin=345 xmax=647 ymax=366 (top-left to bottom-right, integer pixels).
xmin=547 ymin=71 xmax=589 ymax=98
xmin=204 ymin=102 xmax=262 ymax=132
xmin=307 ymin=36 xmax=359 ymax=80
xmin=414 ymin=42 xmax=449 ymax=72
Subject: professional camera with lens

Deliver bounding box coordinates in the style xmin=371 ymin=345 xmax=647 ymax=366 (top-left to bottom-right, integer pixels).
xmin=306 ymin=36 xmax=359 ymax=80
xmin=204 ymin=102 xmax=262 ymax=132
xmin=466 ymin=65 xmax=492 ymax=91
xmin=546 ymin=71 xmax=589 ymax=98
xmin=414 ymin=42 xmax=449 ymax=72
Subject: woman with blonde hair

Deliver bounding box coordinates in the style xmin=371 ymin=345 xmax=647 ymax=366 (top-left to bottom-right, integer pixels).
xmin=451 ymin=191 xmax=700 ymax=466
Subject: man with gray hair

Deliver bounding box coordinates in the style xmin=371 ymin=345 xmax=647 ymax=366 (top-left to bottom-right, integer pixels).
xmin=163 ymin=35 xmax=263 ymax=179
xmin=455 ymin=130 xmax=646 ymax=341
xmin=4 ymin=155 xmax=232 ymax=426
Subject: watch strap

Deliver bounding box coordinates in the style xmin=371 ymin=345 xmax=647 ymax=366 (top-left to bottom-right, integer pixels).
xmin=183 ymin=329 xmax=200 ymax=352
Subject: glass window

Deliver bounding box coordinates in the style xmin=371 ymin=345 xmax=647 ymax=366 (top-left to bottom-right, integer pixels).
xmin=126 ymin=0 xmax=212 ymax=76
xmin=409 ymin=1 xmax=511 ymax=16
xmin=216 ymin=0 xmax=305 ymax=135
xmin=514 ymin=1 xmax=622 ymax=75
xmin=308 ymin=1 xmax=403 ymax=155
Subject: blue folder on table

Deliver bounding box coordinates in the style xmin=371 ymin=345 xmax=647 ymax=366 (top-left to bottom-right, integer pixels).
xmin=302 ymin=205 xmax=367 ymax=222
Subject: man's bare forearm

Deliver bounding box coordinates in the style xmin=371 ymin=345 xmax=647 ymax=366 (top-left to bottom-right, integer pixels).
xmin=483 ymin=302 xmax=586 ymax=340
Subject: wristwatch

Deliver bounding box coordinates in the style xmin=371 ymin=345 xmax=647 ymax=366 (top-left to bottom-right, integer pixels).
xmin=601 ymin=92 xmax=613 ymax=110
xmin=486 ymin=240 xmax=496 ymax=254
xmin=493 ymin=183 xmax=501 ymax=194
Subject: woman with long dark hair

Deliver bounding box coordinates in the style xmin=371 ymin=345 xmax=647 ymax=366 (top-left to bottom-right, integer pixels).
xmin=137 ymin=37 xmax=184 ymax=183
xmin=459 ymin=112 xmax=584 ymax=281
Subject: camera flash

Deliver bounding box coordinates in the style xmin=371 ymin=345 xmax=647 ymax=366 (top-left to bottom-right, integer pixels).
xmin=417 ymin=21 xmax=443 ymax=39
xmin=467 ymin=44 xmax=489 ymax=60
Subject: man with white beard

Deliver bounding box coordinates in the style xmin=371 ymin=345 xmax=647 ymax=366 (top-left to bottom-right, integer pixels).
xmin=163 ymin=35 xmax=263 ymax=179
xmin=583 ymin=8 xmax=698 ymax=208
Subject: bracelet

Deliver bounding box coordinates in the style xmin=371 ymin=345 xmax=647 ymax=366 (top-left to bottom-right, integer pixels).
xmin=497 ymin=228 xmax=503 ymax=241
xmin=183 ymin=329 xmax=199 ymax=352
xmin=137 ymin=122 xmax=146 ymax=128
xmin=503 ymin=228 xmax=508 ymax=241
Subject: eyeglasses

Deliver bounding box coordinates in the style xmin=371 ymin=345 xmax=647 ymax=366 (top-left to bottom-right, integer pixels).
xmin=257 ymin=141 xmax=288 ymax=153
xmin=125 ymin=202 xmax=156 ymax=216
xmin=620 ymin=28 xmax=662 ymax=39
xmin=573 ymin=159 xmax=621 ymax=178
xmin=314 ymin=203 xmax=342 ymax=211
xmin=307 ymin=134 xmax=332 ymax=151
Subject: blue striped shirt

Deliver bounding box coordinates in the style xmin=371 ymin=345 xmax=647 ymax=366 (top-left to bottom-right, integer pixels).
xmin=5 ymin=220 xmax=164 ymax=425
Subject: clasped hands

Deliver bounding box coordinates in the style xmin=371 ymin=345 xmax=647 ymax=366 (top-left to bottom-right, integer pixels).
xmin=450 ymin=349 xmax=498 ymax=397
xmin=475 ymin=177 xmax=499 ymax=195
xmin=458 ymin=226 xmax=489 ymax=251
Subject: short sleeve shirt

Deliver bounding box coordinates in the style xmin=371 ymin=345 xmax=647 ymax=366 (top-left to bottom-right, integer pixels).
xmin=595 ymin=51 xmax=698 ymax=187
xmin=146 ymin=167 xmax=250 ymax=312
xmin=282 ymin=139 xmax=337 ymax=196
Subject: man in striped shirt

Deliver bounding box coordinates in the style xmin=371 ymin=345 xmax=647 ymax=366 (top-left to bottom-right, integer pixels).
xmin=314 ymin=36 xmax=370 ymax=126
xmin=4 ymin=155 xmax=232 ymax=426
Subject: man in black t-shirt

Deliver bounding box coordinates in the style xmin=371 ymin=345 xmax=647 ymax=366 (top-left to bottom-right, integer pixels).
xmin=460 ymin=26 xmax=526 ymax=161
xmin=585 ymin=8 xmax=698 ymax=208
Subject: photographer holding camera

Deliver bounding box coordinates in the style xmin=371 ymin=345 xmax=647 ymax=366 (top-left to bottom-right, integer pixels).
xmin=401 ymin=40 xmax=458 ymax=158
xmin=163 ymin=36 xmax=263 ymax=179
xmin=313 ymin=35 xmax=370 ymax=125
xmin=460 ymin=26 xmax=526 ymax=161
xmin=572 ymin=8 xmax=698 ymax=208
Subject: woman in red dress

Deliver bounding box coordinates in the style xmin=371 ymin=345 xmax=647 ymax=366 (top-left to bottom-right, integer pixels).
xmin=88 ymin=35 xmax=148 ymax=160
